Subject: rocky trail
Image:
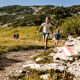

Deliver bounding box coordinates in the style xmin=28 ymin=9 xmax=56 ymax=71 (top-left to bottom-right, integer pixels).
xmin=0 ymin=49 xmax=43 ymax=80
xmin=0 ymin=36 xmax=80 ymax=80
xmin=24 ymin=36 xmax=80 ymax=80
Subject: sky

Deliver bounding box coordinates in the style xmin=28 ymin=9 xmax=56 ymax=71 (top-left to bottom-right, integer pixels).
xmin=0 ymin=0 xmax=80 ymax=7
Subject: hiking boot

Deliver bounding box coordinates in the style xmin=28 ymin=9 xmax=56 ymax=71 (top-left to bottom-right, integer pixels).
xmin=44 ymin=47 xmax=47 ymax=50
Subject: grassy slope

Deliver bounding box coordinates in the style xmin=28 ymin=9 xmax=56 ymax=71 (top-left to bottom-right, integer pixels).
xmin=0 ymin=26 xmax=59 ymax=54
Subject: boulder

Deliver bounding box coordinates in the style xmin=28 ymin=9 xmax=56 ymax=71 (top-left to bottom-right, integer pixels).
xmin=67 ymin=60 xmax=80 ymax=79
xmin=35 ymin=57 xmax=42 ymax=62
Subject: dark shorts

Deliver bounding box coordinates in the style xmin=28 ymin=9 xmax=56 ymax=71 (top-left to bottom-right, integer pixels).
xmin=43 ymin=32 xmax=49 ymax=37
xmin=55 ymin=38 xmax=60 ymax=40
xmin=54 ymin=34 xmax=60 ymax=40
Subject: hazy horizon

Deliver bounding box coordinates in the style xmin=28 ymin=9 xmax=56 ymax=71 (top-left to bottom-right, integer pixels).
xmin=0 ymin=4 xmax=80 ymax=8
xmin=0 ymin=0 xmax=80 ymax=7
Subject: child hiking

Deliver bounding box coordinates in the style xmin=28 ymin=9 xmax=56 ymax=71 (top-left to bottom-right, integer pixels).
xmin=54 ymin=30 xmax=60 ymax=47
xmin=37 ymin=17 xmax=53 ymax=50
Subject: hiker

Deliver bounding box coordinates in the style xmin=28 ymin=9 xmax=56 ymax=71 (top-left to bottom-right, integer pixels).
xmin=37 ymin=16 xmax=53 ymax=50
xmin=13 ymin=34 xmax=19 ymax=39
xmin=54 ymin=30 xmax=60 ymax=47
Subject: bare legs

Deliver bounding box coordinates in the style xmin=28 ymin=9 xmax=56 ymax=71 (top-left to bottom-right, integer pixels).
xmin=54 ymin=40 xmax=59 ymax=47
xmin=43 ymin=36 xmax=48 ymax=49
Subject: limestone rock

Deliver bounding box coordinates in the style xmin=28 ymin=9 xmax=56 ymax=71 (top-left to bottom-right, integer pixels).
xmin=35 ymin=57 xmax=42 ymax=62
xmin=40 ymin=74 xmax=50 ymax=80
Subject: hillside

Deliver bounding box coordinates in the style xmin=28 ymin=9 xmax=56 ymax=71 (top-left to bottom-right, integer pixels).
xmin=0 ymin=5 xmax=80 ymax=27
xmin=0 ymin=5 xmax=80 ymax=80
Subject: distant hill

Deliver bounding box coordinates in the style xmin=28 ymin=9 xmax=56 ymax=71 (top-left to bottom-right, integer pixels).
xmin=0 ymin=5 xmax=80 ymax=15
xmin=0 ymin=5 xmax=56 ymax=15
xmin=0 ymin=5 xmax=34 ymax=14
xmin=0 ymin=5 xmax=80 ymax=27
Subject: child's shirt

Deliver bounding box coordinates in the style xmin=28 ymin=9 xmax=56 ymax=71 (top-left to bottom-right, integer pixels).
xmin=41 ymin=23 xmax=52 ymax=33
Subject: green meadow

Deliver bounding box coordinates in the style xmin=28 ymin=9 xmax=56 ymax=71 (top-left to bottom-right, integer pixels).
xmin=0 ymin=26 xmax=64 ymax=54
xmin=0 ymin=26 xmax=63 ymax=54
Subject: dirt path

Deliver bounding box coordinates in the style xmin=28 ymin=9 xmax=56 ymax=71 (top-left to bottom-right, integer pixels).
xmin=0 ymin=49 xmax=43 ymax=80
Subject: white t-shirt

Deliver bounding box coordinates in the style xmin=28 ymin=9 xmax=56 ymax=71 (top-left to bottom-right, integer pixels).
xmin=41 ymin=23 xmax=52 ymax=33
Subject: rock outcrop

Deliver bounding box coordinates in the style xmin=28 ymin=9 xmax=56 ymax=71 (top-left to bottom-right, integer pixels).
xmin=26 ymin=36 xmax=80 ymax=80
xmin=50 ymin=36 xmax=80 ymax=80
